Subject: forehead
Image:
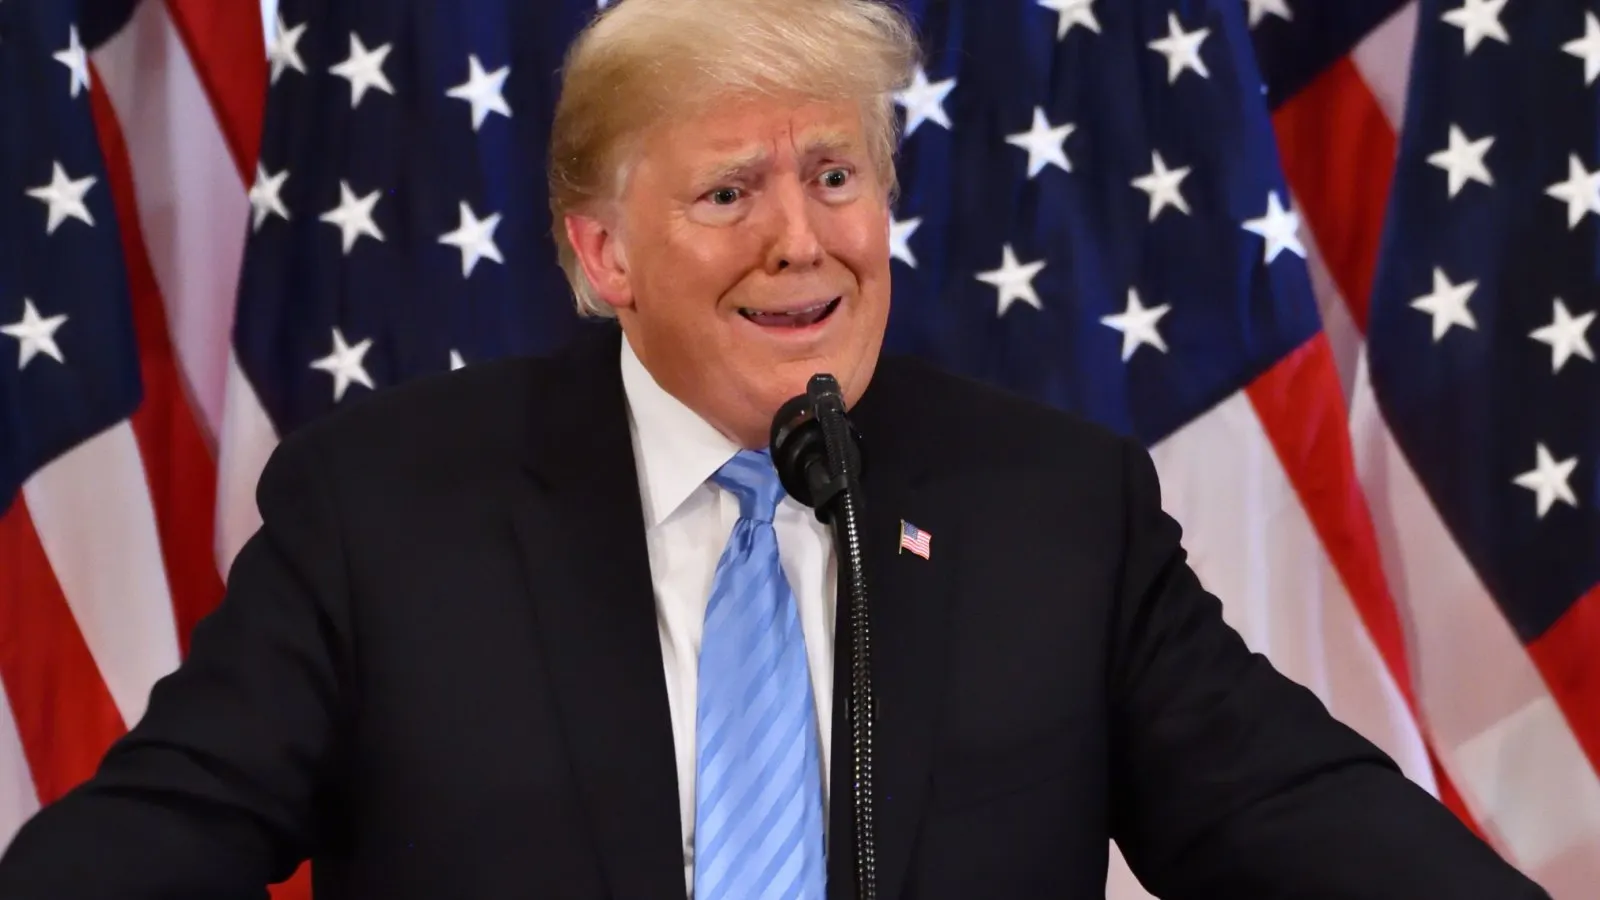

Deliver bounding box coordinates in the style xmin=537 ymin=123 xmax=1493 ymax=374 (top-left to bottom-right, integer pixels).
xmin=653 ymin=96 xmax=867 ymax=166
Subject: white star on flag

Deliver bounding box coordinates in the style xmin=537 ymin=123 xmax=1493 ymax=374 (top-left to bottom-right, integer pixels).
xmin=976 ymin=244 xmax=1046 ymax=316
xmin=1529 ymin=298 xmax=1596 ymax=373
xmin=320 ymin=181 xmax=385 ymax=254
xmin=1245 ymin=0 xmax=1293 ymax=28
xmin=53 ymin=24 xmax=91 ymax=98
xmin=1544 ymin=154 xmax=1600 ymax=229
xmin=1132 ymin=151 xmax=1191 ymax=221
xmin=1005 ymin=107 xmax=1075 ymax=178
xmin=1564 ymin=13 xmax=1600 ymax=86
xmin=1 ymin=299 xmax=69 ymax=369
xmin=1101 ymin=289 xmax=1171 ymax=361
xmin=1426 ymin=124 xmax=1494 ymax=198
xmin=1410 ymin=266 xmax=1478 ymax=341
xmin=894 ymin=66 xmax=956 ymax=137
xmin=248 ymin=164 xmax=291 ymax=231
xmin=889 ymin=217 xmax=921 ymax=268
xmin=1035 ymin=0 xmax=1099 ymax=40
xmin=268 ymin=15 xmax=308 ymax=85
xmin=310 ymin=328 xmax=375 ymax=401
xmin=1513 ymin=443 xmax=1579 ymax=519
xmin=450 ymin=349 xmax=467 ymax=371
xmin=26 ymin=161 xmax=97 ymax=234
xmin=446 ymin=54 xmax=512 ymax=131
xmin=1242 ymin=191 xmax=1304 ymax=263
xmin=1148 ymin=12 xmax=1210 ymax=83
xmin=330 ymin=33 xmax=395 ymax=108
xmin=439 ymin=201 xmax=505 ymax=277
xmin=1441 ymin=0 xmax=1510 ymax=56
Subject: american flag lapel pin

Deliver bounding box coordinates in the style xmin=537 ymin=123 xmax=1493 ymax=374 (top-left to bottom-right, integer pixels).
xmin=898 ymin=519 xmax=932 ymax=559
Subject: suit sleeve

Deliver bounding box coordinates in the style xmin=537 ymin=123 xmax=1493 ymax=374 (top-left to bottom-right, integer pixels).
xmin=0 ymin=436 xmax=351 ymax=899
xmin=1103 ymin=436 xmax=1550 ymax=899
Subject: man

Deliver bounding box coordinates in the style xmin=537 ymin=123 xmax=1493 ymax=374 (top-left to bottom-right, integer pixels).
xmin=0 ymin=0 xmax=1553 ymax=897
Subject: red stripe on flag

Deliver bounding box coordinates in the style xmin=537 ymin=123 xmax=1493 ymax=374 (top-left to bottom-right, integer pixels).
xmin=1525 ymin=584 xmax=1600 ymax=779
xmin=0 ymin=501 xmax=126 ymax=805
xmin=1245 ymin=334 xmax=1484 ymax=838
xmin=162 ymin=0 xmax=266 ymax=186
xmin=1246 ymin=335 xmax=1416 ymax=707
xmin=86 ymin=77 xmax=225 ymax=659
xmin=1271 ymin=58 xmax=1396 ymax=334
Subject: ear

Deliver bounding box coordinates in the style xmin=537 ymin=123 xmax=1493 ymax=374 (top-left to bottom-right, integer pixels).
xmin=564 ymin=211 xmax=633 ymax=312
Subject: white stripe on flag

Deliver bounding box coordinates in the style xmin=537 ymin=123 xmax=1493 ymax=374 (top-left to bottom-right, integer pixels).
xmin=1350 ymin=1 xmax=1418 ymax=131
xmin=0 ymin=681 xmax=42 ymax=854
xmin=1150 ymin=389 xmax=1433 ymax=785
xmin=216 ymin=349 xmax=280 ymax=574
xmin=21 ymin=424 xmax=180 ymax=729
xmin=92 ymin=0 xmax=252 ymax=445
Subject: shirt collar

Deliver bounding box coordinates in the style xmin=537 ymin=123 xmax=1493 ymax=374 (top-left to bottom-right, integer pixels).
xmin=620 ymin=334 xmax=741 ymax=530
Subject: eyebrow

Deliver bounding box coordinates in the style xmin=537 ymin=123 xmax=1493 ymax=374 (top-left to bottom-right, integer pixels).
xmin=694 ymin=132 xmax=861 ymax=185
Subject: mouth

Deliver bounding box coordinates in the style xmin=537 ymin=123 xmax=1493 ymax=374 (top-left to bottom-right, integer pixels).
xmin=738 ymin=297 xmax=842 ymax=329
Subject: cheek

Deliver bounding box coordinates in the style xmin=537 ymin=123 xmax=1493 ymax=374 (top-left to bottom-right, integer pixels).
xmin=830 ymin=208 xmax=891 ymax=276
xmin=665 ymin=230 xmax=763 ymax=298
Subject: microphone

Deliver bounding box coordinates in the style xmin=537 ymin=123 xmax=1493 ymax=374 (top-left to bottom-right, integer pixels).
xmin=769 ymin=376 xmax=865 ymax=521
xmin=770 ymin=375 xmax=877 ymax=900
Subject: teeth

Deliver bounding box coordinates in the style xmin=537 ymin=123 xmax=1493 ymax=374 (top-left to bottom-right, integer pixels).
xmin=739 ymin=297 xmax=839 ymax=326
xmin=742 ymin=301 xmax=830 ymax=318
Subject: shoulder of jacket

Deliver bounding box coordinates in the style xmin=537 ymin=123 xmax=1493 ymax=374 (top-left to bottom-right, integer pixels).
xmin=871 ymin=354 xmax=1134 ymax=472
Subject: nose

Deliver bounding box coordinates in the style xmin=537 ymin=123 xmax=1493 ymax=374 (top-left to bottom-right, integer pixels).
xmin=764 ymin=177 xmax=824 ymax=273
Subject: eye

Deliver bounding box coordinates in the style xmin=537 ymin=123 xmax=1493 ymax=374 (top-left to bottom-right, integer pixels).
xmin=819 ymin=168 xmax=851 ymax=188
xmin=707 ymin=187 xmax=742 ymax=205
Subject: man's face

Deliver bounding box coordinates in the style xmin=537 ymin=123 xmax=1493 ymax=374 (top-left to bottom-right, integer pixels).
xmin=569 ymin=96 xmax=893 ymax=449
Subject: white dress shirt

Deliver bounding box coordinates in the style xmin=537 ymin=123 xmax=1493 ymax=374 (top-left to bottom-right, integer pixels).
xmin=619 ymin=338 xmax=837 ymax=895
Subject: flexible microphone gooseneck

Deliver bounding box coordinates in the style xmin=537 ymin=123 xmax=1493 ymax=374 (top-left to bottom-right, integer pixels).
xmin=770 ymin=375 xmax=876 ymax=900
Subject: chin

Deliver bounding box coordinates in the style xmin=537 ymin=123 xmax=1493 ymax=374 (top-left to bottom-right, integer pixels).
xmin=768 ymin=363 xmax=875 ymax=426
xmin=765 ymin=359 xmax=840 ymax=401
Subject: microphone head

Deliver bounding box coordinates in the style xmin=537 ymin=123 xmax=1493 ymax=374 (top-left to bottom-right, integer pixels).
xmin=806 ymin=373 xmax=844 ymax=406
xmin=769 ymin=375 xmax=865 ymax=512
xmin=770 ymin=391 xmax=828 ymax=508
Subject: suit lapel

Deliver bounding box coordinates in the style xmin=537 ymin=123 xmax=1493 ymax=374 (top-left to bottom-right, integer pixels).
xmin=511 ymin=326 xmax=685 ymax=899
xmin=827 ymin=363 xmax=955 ymax=900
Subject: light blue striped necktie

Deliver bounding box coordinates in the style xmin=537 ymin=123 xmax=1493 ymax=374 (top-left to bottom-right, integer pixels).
xmin=693 ymin=449 xmax=827 ymax=900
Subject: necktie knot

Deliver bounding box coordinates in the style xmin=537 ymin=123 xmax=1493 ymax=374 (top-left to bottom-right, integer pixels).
xmin=711 ymin=449 xmax=785 ymax=523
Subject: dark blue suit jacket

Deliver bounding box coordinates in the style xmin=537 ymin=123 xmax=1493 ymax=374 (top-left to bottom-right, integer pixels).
xmin=0 ymin=326 xmax=1549 ymax=899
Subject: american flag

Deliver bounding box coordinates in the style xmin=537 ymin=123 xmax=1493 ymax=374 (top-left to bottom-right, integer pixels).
xmin=2 ymin=0 xmax=1596 ymax=898
xmin=1259 ymin=0 xmax=1600 ymax=892
xmin=898 ymin=521 xmax=932 ymax=559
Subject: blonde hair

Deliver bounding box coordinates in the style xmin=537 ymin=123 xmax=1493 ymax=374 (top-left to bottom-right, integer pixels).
xmin=546 ymin=0 xmax=922 ymax=318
